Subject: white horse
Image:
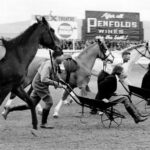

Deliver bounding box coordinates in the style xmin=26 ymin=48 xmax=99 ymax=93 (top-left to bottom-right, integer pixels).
xmin=53 ymin=38 xmax=114 ymax=117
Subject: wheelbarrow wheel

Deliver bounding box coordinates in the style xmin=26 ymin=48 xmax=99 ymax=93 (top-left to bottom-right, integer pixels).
xmin=101 ymin=108 xmax=124 ymax=128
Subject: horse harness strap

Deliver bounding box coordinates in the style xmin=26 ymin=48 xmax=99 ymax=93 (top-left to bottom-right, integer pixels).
xmin=97 ymin=39 xmax=108 ymax=60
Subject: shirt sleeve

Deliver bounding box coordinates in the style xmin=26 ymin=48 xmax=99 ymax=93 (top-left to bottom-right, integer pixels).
xmin=40 ymin=62 xmax=51 ymax=83
xmin=123 ymin=50 xmax=142 ymax=75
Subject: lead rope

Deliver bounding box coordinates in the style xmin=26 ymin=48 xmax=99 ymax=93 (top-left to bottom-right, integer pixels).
xmin=49 ymin=49 xmax=58 ymax=87
xmin=134 ymin=46 xmax=149 ymax=71
xmin=135 ymin=47 xmax=150 ymax=60
xmin=49 ymin=49 xmax=55 ymax=74
xmin=65 ymin=59 xmax=71 ymax=83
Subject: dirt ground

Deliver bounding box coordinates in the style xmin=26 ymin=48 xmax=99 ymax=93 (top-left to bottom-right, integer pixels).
xmin=1 ymin=64 xmax=150 ymax=150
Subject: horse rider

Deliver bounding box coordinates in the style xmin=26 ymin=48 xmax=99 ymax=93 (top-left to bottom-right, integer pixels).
xmin=2 ymin=50 xmax=65 ymax=128
xmin=95 ymin=65 xmax=148 ymax=124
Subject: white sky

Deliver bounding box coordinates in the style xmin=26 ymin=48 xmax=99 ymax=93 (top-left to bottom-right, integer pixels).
xmin=0 ymin=0 xmax=150 ymax=24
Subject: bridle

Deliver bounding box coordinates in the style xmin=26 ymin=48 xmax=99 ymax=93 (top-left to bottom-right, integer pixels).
xmin=45 ymin=25 xmax=62 ymax=84
xmin=97 ymin=39 xmax=114 ymax=62
xmin=47 ymin=26 xmax=62 ymax=52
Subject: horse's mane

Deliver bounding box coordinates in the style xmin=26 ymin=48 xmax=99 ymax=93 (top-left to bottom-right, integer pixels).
xmin=78 ymin=42 xmax=97 ymax=57
xmin=1 ymin=22 xmax=39 ymax=48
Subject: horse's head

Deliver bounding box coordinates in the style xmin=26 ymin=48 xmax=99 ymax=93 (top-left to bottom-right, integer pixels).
xmin=96 ymin=37 xmax=114 ymax=62
xmin=36 ymin=17 xmax=62 ymax=54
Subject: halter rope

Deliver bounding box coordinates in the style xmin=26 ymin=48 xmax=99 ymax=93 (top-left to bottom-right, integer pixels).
xmin=133 ymin=43 xmax=150 ymax=59
xmin=49 ymin=49 xmax=59 ymax=87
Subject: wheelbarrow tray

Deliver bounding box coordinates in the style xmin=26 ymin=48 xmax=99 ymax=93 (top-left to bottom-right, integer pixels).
xmin=77 ymin=95 xmax=119 ymax=111
xmin=128 ymin=85 xmax=150 ymax=99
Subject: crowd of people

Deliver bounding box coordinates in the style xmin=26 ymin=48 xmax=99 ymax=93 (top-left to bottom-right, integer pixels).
xmin=59 ymin=39 xmax=144 ymax=51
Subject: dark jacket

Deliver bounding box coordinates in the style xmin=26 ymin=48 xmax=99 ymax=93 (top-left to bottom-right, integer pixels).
xmin=141 ymin=70 xmax=150 ymax=90
xmin=95 ymin=74 xmax=117 ymax=100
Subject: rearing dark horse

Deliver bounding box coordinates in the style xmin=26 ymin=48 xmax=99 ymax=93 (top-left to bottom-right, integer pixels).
xmin=0 ymin=17 xmax=61 ymax=129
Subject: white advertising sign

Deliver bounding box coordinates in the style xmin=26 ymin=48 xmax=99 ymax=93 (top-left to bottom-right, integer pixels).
xmin=32 ymin=15 xmax=78 ymax=40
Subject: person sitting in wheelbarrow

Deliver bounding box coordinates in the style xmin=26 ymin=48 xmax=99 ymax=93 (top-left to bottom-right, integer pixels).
xmin=95 ymin=65 xmax=148 ymax=124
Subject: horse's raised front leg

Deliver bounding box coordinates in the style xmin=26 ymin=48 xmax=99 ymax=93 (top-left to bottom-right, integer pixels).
xmin=53 ymin=87 xmax=71 ymax=118
xmin=12 ymin=86 xmax=38 ymax=130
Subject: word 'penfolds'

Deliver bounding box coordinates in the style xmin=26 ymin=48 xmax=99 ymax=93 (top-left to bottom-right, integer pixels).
xmin=87 ymin=18 xmax=137 ymax=33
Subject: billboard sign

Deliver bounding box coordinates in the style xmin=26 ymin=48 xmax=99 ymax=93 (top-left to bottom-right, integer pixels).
xmin=33 ymin=14 xmax=78 ymax=40
xmin=83 ymin=11 xmax=143 ymax=41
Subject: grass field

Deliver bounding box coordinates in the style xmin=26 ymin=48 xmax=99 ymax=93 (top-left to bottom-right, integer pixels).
xmin=0 ymin=64 xmax=150 ymax=150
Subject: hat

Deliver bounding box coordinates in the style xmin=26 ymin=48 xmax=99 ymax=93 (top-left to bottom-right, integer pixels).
xmin=122 ymin=51 xmax=130 ymax=56
xmin=63 ymin=58 xmax=78 ymax=73
xmin=52 ymin=50 xmax=63 ymax=58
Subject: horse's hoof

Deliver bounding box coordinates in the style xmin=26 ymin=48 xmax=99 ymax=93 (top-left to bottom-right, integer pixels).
xmin=53 ymin=113 xmax=59 ymax=119
xmin=40 ymin=123 xmax=54 ymax=129
xmin=1 ymin=108 xmax=10 ymax=120
xmin=63 ymin=100 xmax=70 ymax=105
xmin=1 ymin=111 xmax=7 ymax=120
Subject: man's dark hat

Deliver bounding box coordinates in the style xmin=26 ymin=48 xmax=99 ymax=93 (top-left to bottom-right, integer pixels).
xmin=52 ymin=50 xmax=63 ymax=58
xmin=122 ymin=51 xmax=131 ymax=56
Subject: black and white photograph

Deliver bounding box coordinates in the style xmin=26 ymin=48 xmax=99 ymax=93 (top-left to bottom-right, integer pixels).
xmin=0 ymin=0 xmax=150 ymax=149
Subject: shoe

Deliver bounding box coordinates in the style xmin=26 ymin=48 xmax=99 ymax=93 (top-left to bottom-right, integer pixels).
xmin=1 ymin=107 xmax=10 ymax=120
xmin=40 ymin=123 xmax=54 ymax=129
xmin=135 ymin=117 xmax=148 ymax=124
xmin=68 ymin=99 xmax=73 ymax=104
xmin=90 ymin=109 xmax=97 ymax=115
